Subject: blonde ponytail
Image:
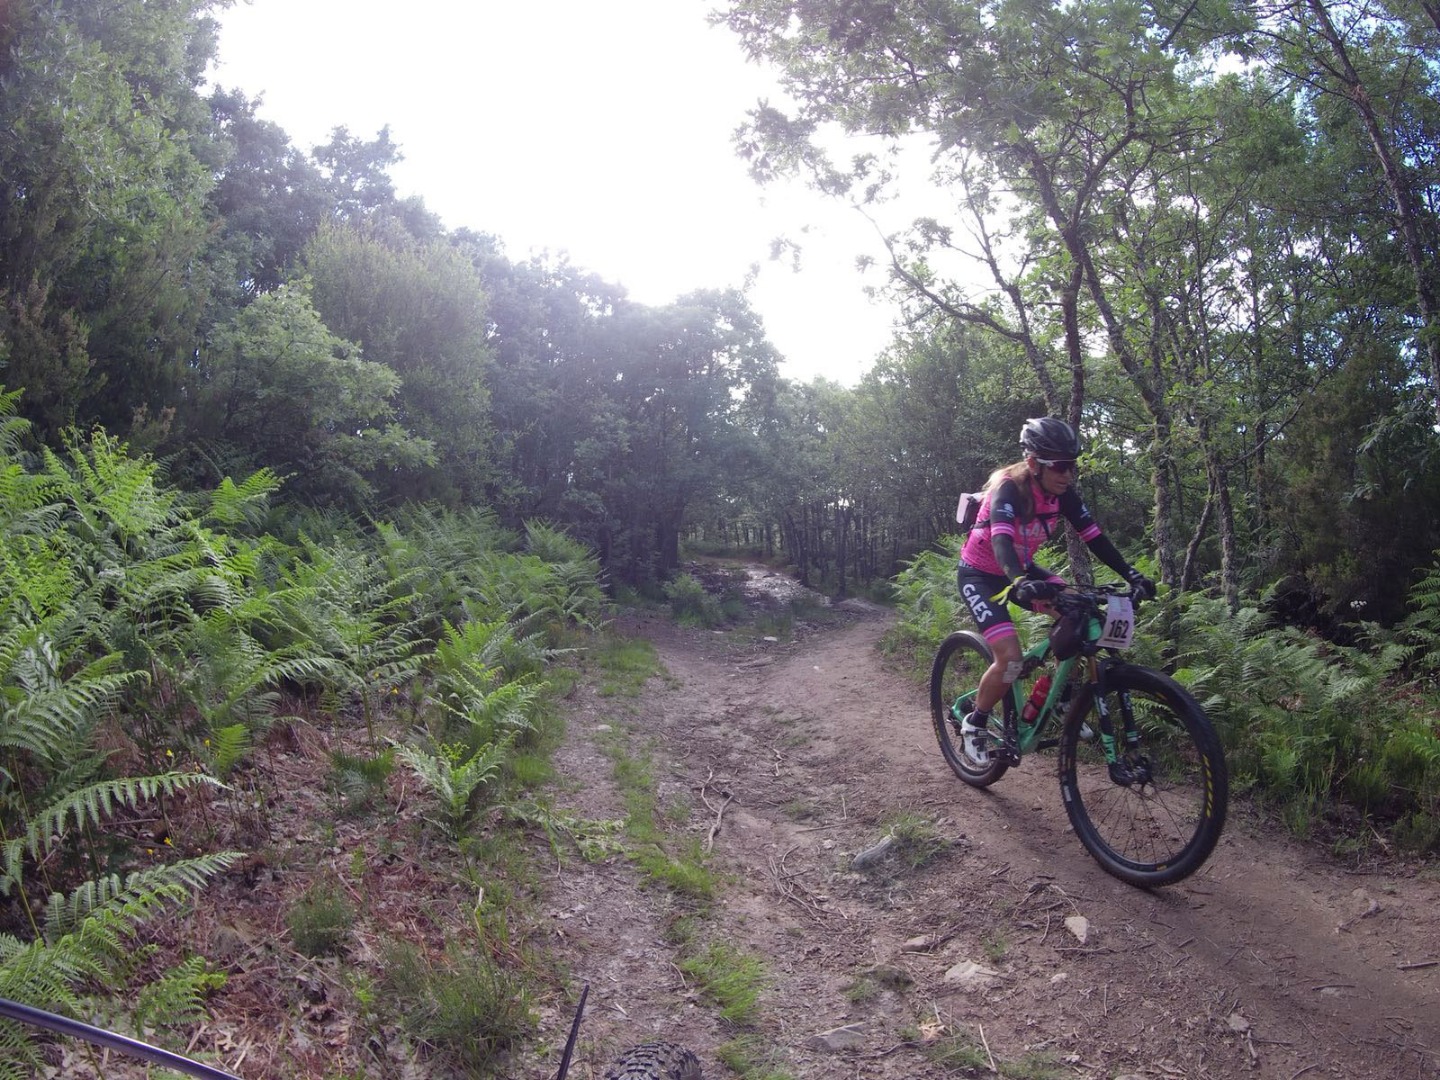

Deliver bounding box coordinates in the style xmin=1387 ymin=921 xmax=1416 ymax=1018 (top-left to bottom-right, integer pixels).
xmin=983 ymin=460 xmax=1035 ymax=521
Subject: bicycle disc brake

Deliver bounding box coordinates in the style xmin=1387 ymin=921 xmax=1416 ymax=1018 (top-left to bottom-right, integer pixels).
xmin=1107 ymin=754 xmax=1153 ymax=787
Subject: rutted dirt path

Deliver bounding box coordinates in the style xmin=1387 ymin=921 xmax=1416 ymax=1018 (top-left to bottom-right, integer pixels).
xmin=529 ymin=576 xmax=1440 ymax=1080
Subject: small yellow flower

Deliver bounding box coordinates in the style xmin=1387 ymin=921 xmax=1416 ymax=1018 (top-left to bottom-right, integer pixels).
xmin=165 ymin=749 xmax=174 ymax=758
xmin=164 ymin=837 xmax=173 ymax=847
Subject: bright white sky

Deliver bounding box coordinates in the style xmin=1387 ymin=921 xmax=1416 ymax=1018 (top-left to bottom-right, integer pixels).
xmin=209 ymin=0 xmax=906 ymax=385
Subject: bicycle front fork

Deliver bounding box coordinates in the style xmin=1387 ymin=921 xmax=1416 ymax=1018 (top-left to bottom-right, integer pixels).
xmin=1093 ymin=686 xmax=1152 ymax=787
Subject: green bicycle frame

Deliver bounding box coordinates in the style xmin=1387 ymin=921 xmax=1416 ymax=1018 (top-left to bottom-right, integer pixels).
xmin=1004 ymin=641 xmax=1082 ymax=754
xmin=1001 ymin=611 xmax=1125 ymax=766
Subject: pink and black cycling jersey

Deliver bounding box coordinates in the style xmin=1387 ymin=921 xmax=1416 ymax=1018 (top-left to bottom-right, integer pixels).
xmin=959 ymin=476 xmax=1103 ymax=575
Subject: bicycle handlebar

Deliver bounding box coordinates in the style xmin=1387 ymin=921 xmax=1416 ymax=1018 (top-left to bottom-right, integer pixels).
xmin=0 ymin=997 xmax=242 ymax=1080
xmin=1052 ymin=581 xmax=1142 ymax=613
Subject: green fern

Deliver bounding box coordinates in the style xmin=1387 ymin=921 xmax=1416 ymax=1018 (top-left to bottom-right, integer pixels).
xmin=395 ymin=737 xmax=512 ymax=834
xmin=1398 ymin=550 xmax=1440 ymax=672
xmin=0 ymin=853 xmax=240 ymax=1078
xmin=1380 ymin=723 xmax=1440 ymax=794
xmin=888 ymin=540 xmax=966 ymax=655
xmin=2 ymin=773 xmax=223 ymax=894
xmin=205 ymin=469 xmax=282 ymax=530
xmin=43 ymin=853 xmax=243 ymax=941
xmin=206 ymin=723 xmax=251 ymax=778
xmin=133 ymin=955 xmax=227 ymax=1033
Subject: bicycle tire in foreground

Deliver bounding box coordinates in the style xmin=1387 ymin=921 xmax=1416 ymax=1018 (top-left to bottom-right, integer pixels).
xmin=1059 ymin=663 xmax=1228 ymax=887
xmin=603 ymin=1041 xmax=703 ymax=1079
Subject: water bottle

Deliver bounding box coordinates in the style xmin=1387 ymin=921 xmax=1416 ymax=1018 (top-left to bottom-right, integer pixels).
xmin=1021 ymin=674 xmax=1052 ymax=724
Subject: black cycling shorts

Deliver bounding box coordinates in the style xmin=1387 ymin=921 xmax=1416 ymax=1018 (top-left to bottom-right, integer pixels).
xmin=956 ymin=561 xmax=1060 ymax=646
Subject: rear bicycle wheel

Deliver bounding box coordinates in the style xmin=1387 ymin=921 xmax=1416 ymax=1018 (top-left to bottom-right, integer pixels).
xmin=930 ymin=631 xmax=1009 ymax=787
xmin=1059 ymin=663 xmax=1227 ymax=887
xmin=603 ymin=1042 xmax=702 ymax=1079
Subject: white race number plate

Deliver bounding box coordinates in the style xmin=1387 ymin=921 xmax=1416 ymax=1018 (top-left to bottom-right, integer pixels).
xmin=1096 ymin=596 xmax=1136 ymax=649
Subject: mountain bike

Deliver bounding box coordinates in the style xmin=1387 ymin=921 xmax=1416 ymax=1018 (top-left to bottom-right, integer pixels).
xmin=930 ymin=583 xmax=1227 ymax=887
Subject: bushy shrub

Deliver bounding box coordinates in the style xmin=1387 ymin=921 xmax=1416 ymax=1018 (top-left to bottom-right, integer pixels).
xmin=665 ymin=573 xmax=723 ymax=627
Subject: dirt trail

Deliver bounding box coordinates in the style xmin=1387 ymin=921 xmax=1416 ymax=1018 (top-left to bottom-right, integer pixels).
xmin=530 ymin=579 xmax=1440 ymax=1080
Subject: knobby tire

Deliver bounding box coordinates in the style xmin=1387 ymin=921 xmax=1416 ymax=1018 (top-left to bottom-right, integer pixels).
xmin=602 ymin=1041 xmax=703 ymax=1080
xmin=1059 ymin=663 xmax=1227 ymax=887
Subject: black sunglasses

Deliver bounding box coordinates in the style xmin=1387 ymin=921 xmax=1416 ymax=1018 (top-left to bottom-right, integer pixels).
xmin=1037 ymin=458 xmax=1078 ymax=473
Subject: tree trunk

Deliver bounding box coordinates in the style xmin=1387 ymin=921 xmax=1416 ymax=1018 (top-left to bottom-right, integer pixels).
xmin=1181 ymin=491 xmax=1214 ymax=593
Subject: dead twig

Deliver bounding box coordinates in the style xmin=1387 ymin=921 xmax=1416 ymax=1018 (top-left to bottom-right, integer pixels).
xmin=978 ymin=1022 xmax=998 ymax=1073
xmin=767 ymin=852 xmax=837 ymax=923
xmin=1398 ymin=959 xmax=1440 ymax=970
xmin=698 ymin=771 xmax=733 ymax=854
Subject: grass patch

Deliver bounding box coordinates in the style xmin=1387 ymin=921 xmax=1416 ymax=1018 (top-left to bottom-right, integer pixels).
xmin=917 ymin=1021 xmax=1070 ymax=1079
xmin=286 ymin=878 xmax=355 ymax=957
xmin=884 ymin=811 xmax=952 ymax=870
xmin=679 ymin=940 xmax=767 ymax=1025
xmin=1002 ymin=1052 xmax=1070 ymax=1079
xmin=602 ymin=727 xmax=716 ymax=899
xmin=610 ymin=744 xmax=661 ymax=840
xmin=920 ymin=1026 xmax=990 ymax=1071
xmin=844 ymin=974 xmax=880 ymax=1004
xmin=378 ymin=937 xmax=533 ymax=1074
xmin=595 ymin=633 xmax=664 ymax=697
xmin=717 ymin=1033 xmax=795 ymax=1080
xmin=982 ymin=930 xmax=1009 ymax=964
xmin=781 ymin=799 xmax=820 ymax=823
xmin=1393 ymin=809 xmax=1440 ymax=854
xmin=634 ymin=837 xmax=718 ymax=900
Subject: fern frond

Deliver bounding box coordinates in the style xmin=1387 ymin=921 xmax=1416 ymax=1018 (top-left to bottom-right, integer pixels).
xmin=134 ymin=955 xmax=227 ymax=1032
xmin=17 ymin=773 xmax=223 ymax=864
xmin=206 ymin=469 xmax=281 ymax=529
xmin=394 ymin=736 xmax=513 ymax=832
xmin=208 ymin=723 xmax=251 ymax=777
xmin=42 ymin=853 xmax=244 ymax=941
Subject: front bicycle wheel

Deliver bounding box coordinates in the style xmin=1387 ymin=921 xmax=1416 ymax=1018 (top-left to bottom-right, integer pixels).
xmin=1059 ymin=663 xmax=1227 ymax=887
xmin=603 ymin=1042 xmax=702 ymax=1079
xmin=930 ymin=631 xmax=1009 ymax=787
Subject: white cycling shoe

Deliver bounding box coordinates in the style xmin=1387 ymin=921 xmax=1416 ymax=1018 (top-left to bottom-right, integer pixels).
xmin=960 ymin=711 xmax=993 ymax=766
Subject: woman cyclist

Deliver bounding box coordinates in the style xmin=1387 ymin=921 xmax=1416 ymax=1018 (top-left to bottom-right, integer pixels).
xmin=957 ymin=417 xmax=1154 ymax=765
